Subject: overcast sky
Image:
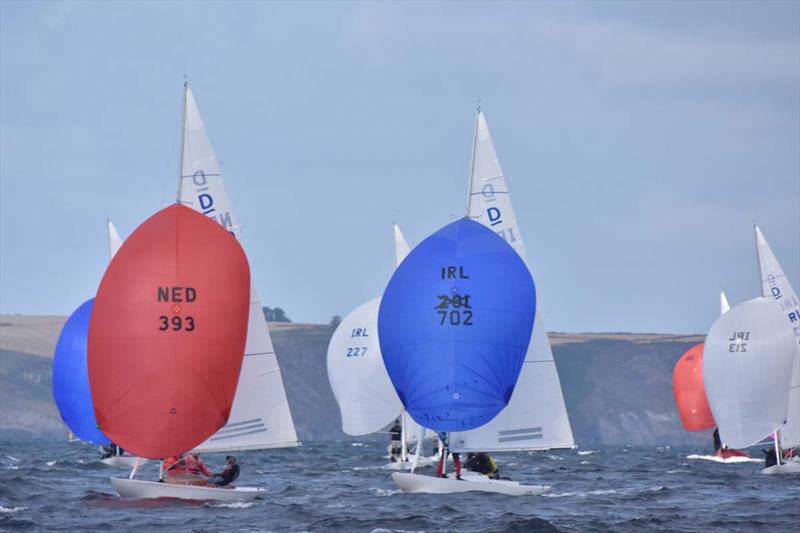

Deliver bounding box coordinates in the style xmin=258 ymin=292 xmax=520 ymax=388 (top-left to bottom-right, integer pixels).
xmin=1 ymin=1 xmax=798 ymax=334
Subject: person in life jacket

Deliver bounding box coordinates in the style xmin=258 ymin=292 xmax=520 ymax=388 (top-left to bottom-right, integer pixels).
xmin=436 ymin=432 xmax=461 ymax=480
xmin=389 ymin=419 xmax=402 ymax=462
xmin=163 ymin=453 xmax=212 ymax=485
xmin=464 ymin=452 xmax=498 ymax=479
xmin=209 ymin=456 xmax=240 ymax=487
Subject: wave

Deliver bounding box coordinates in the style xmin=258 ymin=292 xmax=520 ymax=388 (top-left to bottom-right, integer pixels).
xmin=686 ymin=454 xmax=761 ymax=464
xmin=577 ymin=450 xmax=597 ymax=456
xmin=0 ymin=505 xmax=27 ymax=514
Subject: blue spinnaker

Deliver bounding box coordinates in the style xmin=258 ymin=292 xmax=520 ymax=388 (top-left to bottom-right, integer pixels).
xmin=52 ymin=299 xmax=110 ymax=444
xmin=378 ymin=218 xmax=536 ymax=432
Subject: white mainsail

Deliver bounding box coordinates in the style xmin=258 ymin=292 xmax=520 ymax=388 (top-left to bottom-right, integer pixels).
xmin=720 ymin=291 xmax=730 ymax=314
xmin=179 ymin=85 xmax=299 ymax=452
xmin=107 ymin=219 xmax=123 ymax=258
xmin=755 ymin=225 xmax=800 ymax=449
xmin=703 ymin=297 xmax=796 ymax=449
xmin=451 ymin=110 xmax=575 ymax=452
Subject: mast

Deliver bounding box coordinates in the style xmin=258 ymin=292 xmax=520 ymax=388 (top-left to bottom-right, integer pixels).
xmin=176 ymin=80 xmax=188 ymax=203
xmin=465 ymin=102 xmax=480 ymax=217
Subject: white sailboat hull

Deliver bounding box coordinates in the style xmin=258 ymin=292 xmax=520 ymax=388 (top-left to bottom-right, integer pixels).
xmin=761 ymin=459 xmax=800 ymax=475
xmin=110 ymin=477 xmax=265 ymax=501
xmin=101 ymin=456 xmax=147 ymax=468
xmin=391 ymin=472 xmax=550 ymax=496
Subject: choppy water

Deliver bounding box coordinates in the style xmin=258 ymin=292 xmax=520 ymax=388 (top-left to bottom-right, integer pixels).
xmin=0 ymin=438 xmax=798 ymax=532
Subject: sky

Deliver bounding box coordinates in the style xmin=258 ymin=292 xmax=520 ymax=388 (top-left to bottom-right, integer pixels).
xmin=1 ymin=1 xmax=798 ymax=334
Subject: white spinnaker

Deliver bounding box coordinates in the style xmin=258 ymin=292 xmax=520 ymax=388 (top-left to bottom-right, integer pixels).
xmin=755 ymin=226 xmax=800 ymax=448
xmin=720 ymin=291 xmax=730 ymax=314
xmin=180 ymin=86 xmax=299 ymax=452
xmin=107 ymin=220 xmax=123 ymax=259
xmin=703 ymin=297 xmax=796 ymax=449
xmin=327 ymin=298 xmax=402 ymax=435
xmin=451 ymin=110 xmax=575 ymax=452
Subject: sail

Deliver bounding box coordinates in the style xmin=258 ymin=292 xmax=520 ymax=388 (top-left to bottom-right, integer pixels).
xmin=52 ymin=299 xmax=111 ymax=445
xmin=180 ymin=86 xmax=299 ymax=452
xmin=452 ymin=110 xmax=574 ymax=452
xmin=703 ymin=297 xmax=796 ymax=449
xmin=88 ymin=204 xmax=251 ymax=458
xmin=720 ymin=291 xmax=730 ymax=314
xmin=327 ymin=298 xmax=402 ymax=435
xmin=379 ymin=218 xmax=536 ymax=432
xmin=672 ymin=343 xmax=715 ymax=431
xmin=107 ymin=219 xmax=123 ymax=258
xmin=394 ymin=223 xmax=411 ymax=265
xmin=755 ymin=226 xmax=800 ymax=448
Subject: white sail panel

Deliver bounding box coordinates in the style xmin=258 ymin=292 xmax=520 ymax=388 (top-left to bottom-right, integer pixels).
xmin=703 ymin=297 xmax=796 ymax=449
xmin=327 ymin=298 xmax=402 ymax=435
xmin=453 ymin=110 xmax=575 ymax=452
xmin=720 ymin=291 xmax=730 ymax=314
xmin=755 ymin=225 xmax=800 ymax=448
xmin=181 ymin=86 xmax=299 ymax=452
xmin=107 ymin=220 xmax=123 ymax=259
xmin=393 ymin=224 xmax=411 ymax=265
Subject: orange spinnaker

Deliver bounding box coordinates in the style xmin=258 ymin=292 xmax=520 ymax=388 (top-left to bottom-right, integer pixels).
xmin=672 ymin=342 xmax=715 ymax=432
xmin=88 ymin=204 xmax=250 ymax=458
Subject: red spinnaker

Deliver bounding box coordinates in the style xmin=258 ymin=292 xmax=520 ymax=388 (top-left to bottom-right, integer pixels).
xmin=672 ymin=342 xmax=715 ymax=432
xmin=88 ymin=204 xmax=250 ymax=458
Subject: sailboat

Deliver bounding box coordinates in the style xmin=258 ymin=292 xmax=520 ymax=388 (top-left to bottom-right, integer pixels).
xmin=326 ymin=224 xmax=434 ymax=470
xmin=753 ymin=225 xmax=800 ymax=473
xmin=380 ymin=217 xmax=549 ymax=496
xmin=110 ymin=84 xmax=300 ymax=500
xmin=448 ymin=108 xmax=575 ymax=457
xmin=672 ymin=291 xmax=748 ymax=462
xmin=52 ymin=220 xmax=146 ymax=468
xmin=703 ymin=296 xmax=798 ymax=474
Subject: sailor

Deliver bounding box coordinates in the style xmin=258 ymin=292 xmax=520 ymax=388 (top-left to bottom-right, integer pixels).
xmin=464 ymin=452 xmax=498 ymax=479
xmin=389 ymin=419 xmax=402 ymax=462
xmin=436 ymin=432 xmax=461 ymax=480
xmin=712 ymin=428 xmax=722 ymax=454
xmin=163 ymin=453 xmax=212 ymax=485
xmin=209 ymin=455 xmax=240 ymax=487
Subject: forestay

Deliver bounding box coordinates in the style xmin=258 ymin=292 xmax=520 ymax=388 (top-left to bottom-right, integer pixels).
xmin=703 ymin=297 xmax=796 ymax=449
xmin=180 ymin=86 xmax=299 ymax=452
xmin=755 ymin=226 xmax=800 ymax=449
xmin=451 ymin=110 xmax=574 ymax=452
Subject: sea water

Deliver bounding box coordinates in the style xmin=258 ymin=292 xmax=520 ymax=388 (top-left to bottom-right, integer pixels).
xmin=0 ymin=437 xmax=797 ymax=532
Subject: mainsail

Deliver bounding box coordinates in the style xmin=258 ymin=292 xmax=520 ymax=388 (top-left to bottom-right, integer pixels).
xmin=754 ymin=225 xmax=800 ymax=449
xmin=703 ymin=297 xmax=796 ymax=449
xmin=179 ymin=85 xmax=299 ymax=452
xmin=451 ymin=110 xmax=574 ymax=452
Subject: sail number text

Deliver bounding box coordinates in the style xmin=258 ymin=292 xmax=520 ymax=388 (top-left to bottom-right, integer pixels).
xmin=728 ymin=331 xmax=749 ymax=353
xmin=157 ymin=286 xmax=196 ymax=332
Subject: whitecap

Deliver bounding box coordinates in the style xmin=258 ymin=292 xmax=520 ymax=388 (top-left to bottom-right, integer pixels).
xmin=46 ymin=460 xmax=57 ymax=467
xmin=0 ymin=506 xmax=27 ymax=514
xmin=5 ymin=456 xmax=20 ymax=462
xmin=577 ymin=450 xmax=597 ymax=456
xmin=686 ymin=454 xmax=761 ymax=464
xmin=580 ymin=460 xmax=590 ymax=465
xmin=371 ymin=487 xmax=401 ymax=497
xmin=207 ymin=501 xmax=253 ymax=509
xmin=351 ymin=442 xmax=365 ymax=447
xmin=545 ymin=455 xmax=564 ymax=461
